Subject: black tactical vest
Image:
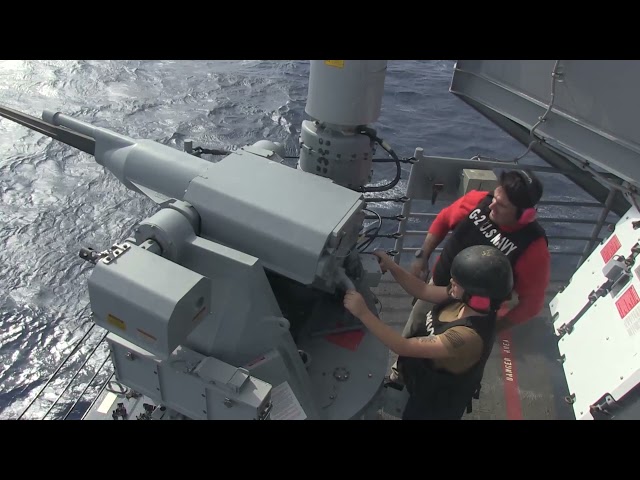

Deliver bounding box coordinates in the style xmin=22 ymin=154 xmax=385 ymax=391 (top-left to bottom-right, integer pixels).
xmin=397 ymin=299 xmax=496 ymax=419
xmin=432 ymin=194 xmax=547 ymax=287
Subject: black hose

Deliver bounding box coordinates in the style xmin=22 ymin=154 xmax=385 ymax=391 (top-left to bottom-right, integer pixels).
xmin=357 ymin=128 xmax=402 ymax=193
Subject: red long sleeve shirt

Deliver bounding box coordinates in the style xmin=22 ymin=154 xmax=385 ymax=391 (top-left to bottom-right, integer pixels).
xmin=429 ymin=190 xmax=550 ymax=326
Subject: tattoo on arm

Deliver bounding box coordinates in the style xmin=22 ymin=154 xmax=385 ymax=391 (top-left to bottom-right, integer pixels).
xmin=443 ymin=329 xmax=466 ymax=349
xmin=418 ymin=336 xmax=437 ymax=344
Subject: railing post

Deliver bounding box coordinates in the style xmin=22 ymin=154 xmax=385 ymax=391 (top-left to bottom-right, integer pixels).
xmin=394 ymin=199 xmax=412 ymax=264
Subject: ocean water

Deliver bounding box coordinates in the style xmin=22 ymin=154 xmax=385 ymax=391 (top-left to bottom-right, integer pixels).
xmin=0 ymin=60 xmax=598 ymax=419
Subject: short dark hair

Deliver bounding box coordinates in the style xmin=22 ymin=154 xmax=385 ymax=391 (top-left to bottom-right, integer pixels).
xmin=499 ymin=169 xmax=543 ymax=209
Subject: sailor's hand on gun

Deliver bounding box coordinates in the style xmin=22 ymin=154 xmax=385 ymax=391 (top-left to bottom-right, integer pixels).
xmin=372 ymin=249 xmax=394 ymax=273
xmin=343 ymin=290 xmax=371 ymax=319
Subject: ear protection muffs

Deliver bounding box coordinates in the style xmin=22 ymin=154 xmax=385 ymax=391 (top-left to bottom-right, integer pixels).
xmin=515 ymin=170 xmax=539 ymax=225
xmin=467 ymin=295 xmax=491 ymax=311
xmin=518 ymin=206 xmax=537 ymax=225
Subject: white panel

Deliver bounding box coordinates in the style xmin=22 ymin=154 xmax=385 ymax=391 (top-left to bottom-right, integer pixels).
xmin=550 ymin=203 xmax=640 ymax=419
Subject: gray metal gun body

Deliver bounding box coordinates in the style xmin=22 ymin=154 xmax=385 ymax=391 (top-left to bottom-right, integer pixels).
xmin=42 ymin=109 xmax=364 ymax=287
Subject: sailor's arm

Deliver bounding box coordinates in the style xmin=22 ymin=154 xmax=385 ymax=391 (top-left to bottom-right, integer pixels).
xmin=497 ymin=237 xmax=550 ymax=330
xmin=410 ymin=190 xmax=488 ymax=276
xmin=343 ymin=290 xmax=449 ymax=358
xmin=410 ymin=232 xmax=445 ymax=277
xmin=374 ymin=250 xmax=450 ymax=304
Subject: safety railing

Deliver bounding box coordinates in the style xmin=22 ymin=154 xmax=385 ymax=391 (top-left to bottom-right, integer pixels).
xmin=16 ymin=323 xmax=114 ymax=420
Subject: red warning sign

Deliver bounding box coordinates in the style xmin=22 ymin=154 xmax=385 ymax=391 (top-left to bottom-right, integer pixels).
xmin=600 ymin=235 xmax=621 ymax=263
xmin=616 ymin=286 xmax=640 ymax=319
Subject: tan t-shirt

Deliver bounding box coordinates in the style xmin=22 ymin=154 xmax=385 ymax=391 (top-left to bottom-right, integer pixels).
xmin=427 ymin=302 xmax=485 ymax=374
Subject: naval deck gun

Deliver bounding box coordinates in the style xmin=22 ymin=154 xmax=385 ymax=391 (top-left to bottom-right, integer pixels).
xmin=0 ymin=60 xmax=398 ymax=420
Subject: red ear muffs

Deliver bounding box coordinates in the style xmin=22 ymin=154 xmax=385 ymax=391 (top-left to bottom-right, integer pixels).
xmin=468 ymin=296 xmax=491 ymax=311
xmin=518 ymin=207 xmax=537 ymax=225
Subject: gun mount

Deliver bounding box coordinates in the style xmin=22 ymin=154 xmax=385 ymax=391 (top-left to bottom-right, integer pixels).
xmin=0 ymin=61 xmax=396 ymax=420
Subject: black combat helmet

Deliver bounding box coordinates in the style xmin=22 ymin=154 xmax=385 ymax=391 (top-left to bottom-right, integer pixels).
xmin=450 ymin=245 xmax=513 ymax=302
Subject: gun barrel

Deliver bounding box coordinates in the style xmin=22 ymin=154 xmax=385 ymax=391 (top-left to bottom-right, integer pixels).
xmin=43 ymin=109 xmax=97 ymax=139
xmin=0 ymin=104 xmax=95 ymax=155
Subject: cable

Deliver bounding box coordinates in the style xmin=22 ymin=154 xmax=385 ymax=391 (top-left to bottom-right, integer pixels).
xmin=80 ymin=371 xmax=115 ymax=420
xmin=512 ymin=60 xmax=562 ymax=163
xmin=357 ymin=208 xmax=382 ymax=252
xmin=62 ymin=352 xmax=112 ymax=420
xmin=363 ymin=196 xmax=409 ymax=204
xmin=41 ymin=330 xmax=109 ymax=420
xmin=362 ymin=208 xmax=382 ymax=228
xmin=18 ymin=321 xmax=96 ymax=420
xmin=357 ymin=128 xmax=402 ymax=193
xmin=105 ymin=380 xmax=128 ymax=395
xmin=372 ymin=157 xmax=415 ymax=164
xmin=469 ymin=60 xmax=562 ymax=165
